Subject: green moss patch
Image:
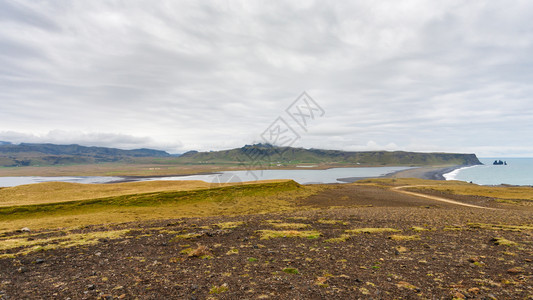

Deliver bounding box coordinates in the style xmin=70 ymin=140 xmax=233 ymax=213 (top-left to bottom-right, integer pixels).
xmin=282 ymin=267 xmax=299 ymax=274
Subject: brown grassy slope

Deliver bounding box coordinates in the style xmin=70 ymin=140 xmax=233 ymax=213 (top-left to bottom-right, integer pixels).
xmin=0 ymin=180 xmax=212 ymax=207
xmin=0 ymin=180 xmax=325 ymax=233
xmin=0 ymin=179 xmax=293 ymax=207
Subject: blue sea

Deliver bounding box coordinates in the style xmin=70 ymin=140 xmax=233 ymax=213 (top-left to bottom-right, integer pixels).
xmin=444 ymin=158 xmax=533 ymax=186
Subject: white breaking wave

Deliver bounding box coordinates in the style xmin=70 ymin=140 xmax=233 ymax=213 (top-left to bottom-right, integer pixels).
xmin=443 ymin=166 xmax=479 ymax=181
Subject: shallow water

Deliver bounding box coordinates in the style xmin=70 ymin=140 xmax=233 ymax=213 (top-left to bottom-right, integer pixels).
xmin=151 ymin=167 xmax=413 ymax=185
xmin=0 ymin=166 xmax=412 ymax=187
xmin=0 ymin=176 xmax=123 ymax=187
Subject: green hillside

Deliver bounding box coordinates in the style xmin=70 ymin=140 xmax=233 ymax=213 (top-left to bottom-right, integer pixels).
xmin=177 ymin=144 xmax=482 ymax=166
xmin=0 ymin=142 xmax=482 ymax=168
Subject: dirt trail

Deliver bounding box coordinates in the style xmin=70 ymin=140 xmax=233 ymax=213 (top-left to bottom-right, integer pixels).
xmin=391 ymin=185 xmax=497 ymax=210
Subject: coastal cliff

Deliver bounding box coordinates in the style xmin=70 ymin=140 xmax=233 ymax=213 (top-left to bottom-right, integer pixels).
xmin=178 ymin=144 xmax=482 ymax=166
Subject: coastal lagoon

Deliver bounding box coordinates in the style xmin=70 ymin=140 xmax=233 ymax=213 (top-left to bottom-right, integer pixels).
xmin=4 ymin=160 xmax=532 ymax=188
xmin=0 ymin=176 xmax=124 ymax=187
xmin=0 ymin=166 xmax=412 ymax=187
xmin=150 ymin=167 xmax=413 ymax=185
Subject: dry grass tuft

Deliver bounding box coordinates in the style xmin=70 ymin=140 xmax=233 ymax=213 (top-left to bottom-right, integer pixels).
xmin=388 ymin=234 xmax=420 ymax=241
xmin=396 ymin=281 xmax=418 ymax=290
xmin=468 ymin=223 xmax=533 ymax=231
xmin=188 ymin=245 xmax=211 ymax=258
xmin=315 ymin=276 xmax=329 ymax=287
xmin=287 ymin=217 xmax=308 ymax=221
xmin=395 ymin=246 xmax=408 ymax=253
xmin=324 ymin=234 xmax=351 ymax=243
xmin=491 ymin=237 xmax=519 ymax=247
xmin=257 ymin=230 xmax=321 ymax=240
xmin=226 ymin=248 xmax=239 ymax=255
xmin=269 ymin=222 xmax=310 ymax=229
xmin=214 ymin=221 xmax=244 ymax=229
xmin=345 ymin=228 xmax=400 ymax=234
xmin=0 ymin=229 xmax=128 ymax=258
xmin=411 ymin=226 xmax=430 ymax=232
xmin=443 ymin=226 xmax=464 ymax=231
xmin=209 ymin=283 xmax=229 ymax=294
xmin=317 ymin=219 xmax=348 ymax=225
xmin=170 ymin=233 xmax=202 ymax=242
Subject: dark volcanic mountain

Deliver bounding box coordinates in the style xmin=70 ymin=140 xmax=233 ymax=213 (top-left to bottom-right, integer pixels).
xmin=0 ymin=143 xmax=170 ymax=167
xmin=177 ymin=144 xmax=482 ymax=166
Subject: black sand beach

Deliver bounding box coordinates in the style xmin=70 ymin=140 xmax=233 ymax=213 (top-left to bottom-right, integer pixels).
xmin=337 ymin=165 xmax=467 ymax=183
xmin=387 ymin=165 xmax=466 ymax=180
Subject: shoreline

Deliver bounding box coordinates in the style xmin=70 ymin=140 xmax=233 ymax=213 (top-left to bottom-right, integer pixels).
xmin=336 ymin=165 xmax=469 ymax=183
xmin=0 ymin=165 xmax=473 ymax=187
xmin=0 ymin=163 xmax=471 ymax=178
xmin=106 ymin=172 xmax=222 ymax=184
xmin=386 ymin=165 xmax=469 ymax=180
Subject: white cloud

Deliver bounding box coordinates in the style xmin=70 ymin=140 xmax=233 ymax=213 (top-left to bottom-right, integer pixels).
xmin=1 ymin=1 xmax=533 ymax=156
xmin=0 ymin=130 xmax=183 ymax=153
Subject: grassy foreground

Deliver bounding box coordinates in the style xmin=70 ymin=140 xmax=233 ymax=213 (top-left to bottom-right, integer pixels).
xmin=0 ymin=178 xmax=531 ymax=299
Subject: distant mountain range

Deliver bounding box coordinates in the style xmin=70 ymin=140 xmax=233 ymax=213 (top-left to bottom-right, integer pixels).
xmin=0 ymin=142 xmax=482 ymax=167
xmin=0 ymin=143 xmax=170 ymax=167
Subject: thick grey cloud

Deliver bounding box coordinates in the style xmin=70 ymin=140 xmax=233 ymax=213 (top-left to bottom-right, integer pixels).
xmin=1 ymin=1 xmax=532 ymax=156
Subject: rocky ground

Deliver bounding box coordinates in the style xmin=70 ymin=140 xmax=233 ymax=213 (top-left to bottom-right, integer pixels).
xmin=0 ymin=184 xmax=532 ymax=299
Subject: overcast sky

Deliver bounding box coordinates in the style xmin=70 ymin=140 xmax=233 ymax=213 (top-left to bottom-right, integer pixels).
xmin=1 ymin=1 xmax=532 ymax=156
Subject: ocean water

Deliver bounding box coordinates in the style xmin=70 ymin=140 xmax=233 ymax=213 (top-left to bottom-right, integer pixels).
xmin=0 ymin=166 xmax=412 ymax=187
xmin=444 ymin=158 xmax=533 ymax=186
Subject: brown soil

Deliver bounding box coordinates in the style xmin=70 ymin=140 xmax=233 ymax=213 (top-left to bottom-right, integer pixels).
xmin=0 ymin=184 xmax=531 ymax=299
xmin=298 ymin=185 xmax=462 ymax=208
xmin=405 ymin=187 xmax=506 ymax=210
